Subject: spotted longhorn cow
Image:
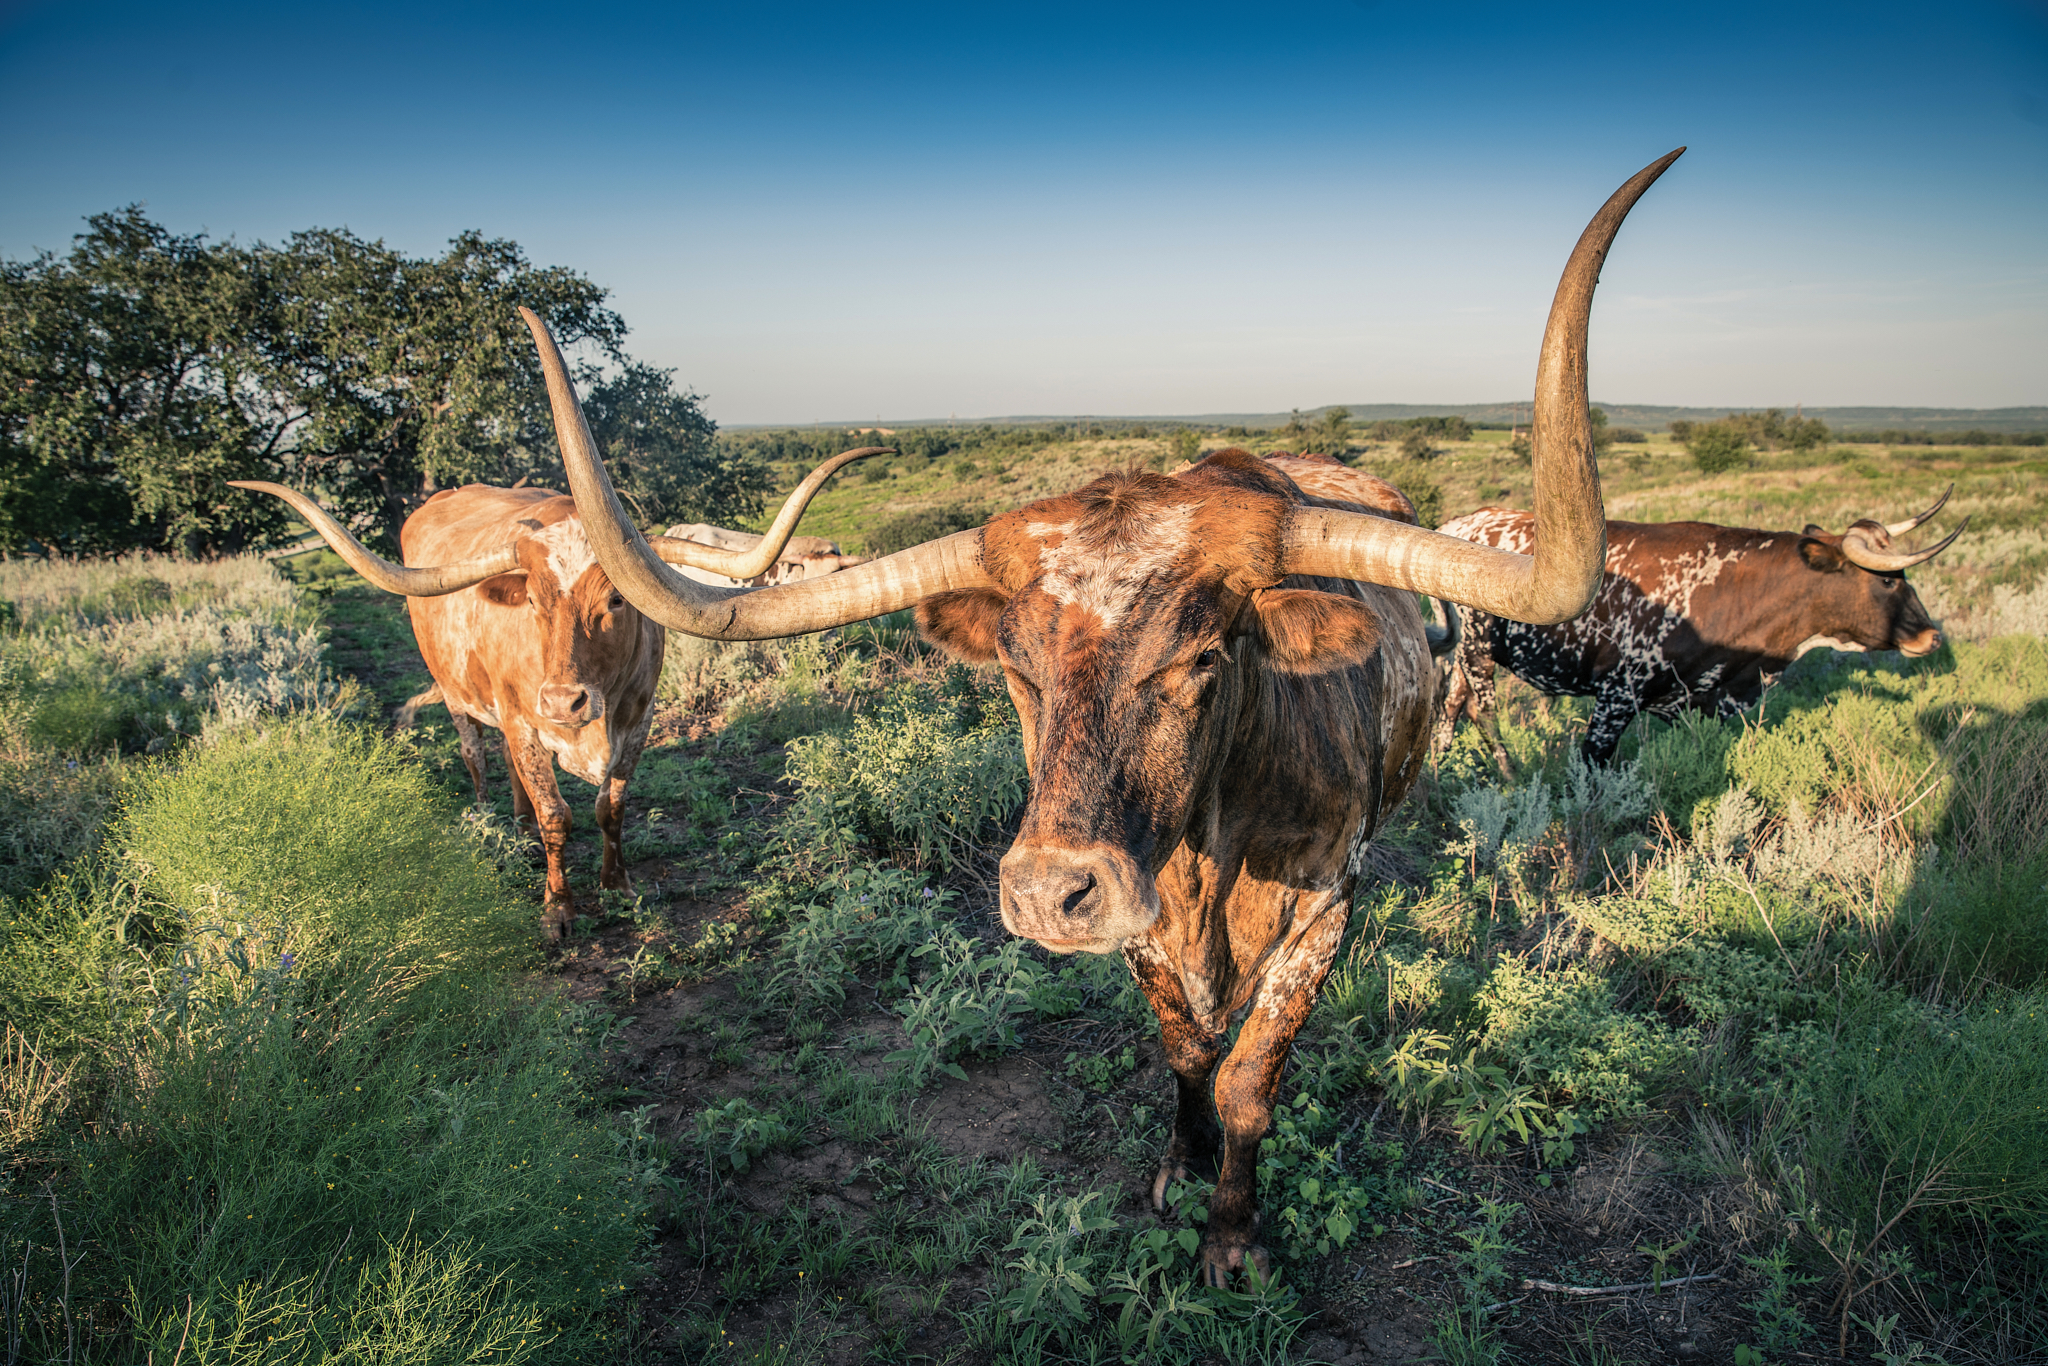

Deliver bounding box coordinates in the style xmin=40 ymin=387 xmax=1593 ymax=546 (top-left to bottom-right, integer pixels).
xmin=230 ymin=450 xmax=881 ymax=937
xmin=663 ymin=522 xmax=868 ymax=588
xmin=1435 ymin=498 xmax=1964 ymax=767
xmin=525 ymin=151 xmax=1682 ymax=1281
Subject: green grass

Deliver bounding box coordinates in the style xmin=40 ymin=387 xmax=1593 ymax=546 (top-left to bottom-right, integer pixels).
xmin=1 ymin=718 xmax=647 ymax=1364
xmin=8 ymin=436 xmax=2047 ymax=1364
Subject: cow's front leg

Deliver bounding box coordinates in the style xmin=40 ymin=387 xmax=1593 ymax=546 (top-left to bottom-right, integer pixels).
xmin=1122 ymin=940 xmax=1224 ymax=1211
xmin=506 ymin=728 xmax=576 ymax=939
xmin=1580 ymin=679 xmax=1645 ymax=766
xmin=595 ymin=774 xmax=631 ymax=893
xmin=1201 ymin=905 xmax=1346 ymax=1288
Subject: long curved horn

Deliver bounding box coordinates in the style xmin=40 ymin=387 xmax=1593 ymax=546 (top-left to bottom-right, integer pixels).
xmin=1282 ymin=148 xmax=1684 ymax=624
xmin=1842 ymin=518 xmax=1968 ymax=573
xmin=644 ymin=446 xmax=892 ymax=579
xmin=228 ymin=481 xmax=519 ymax=595
xmin=1885 ymin=484 xmax=1952 ymax=536
xmin=519 ymin=307 xmax=996 ymax=638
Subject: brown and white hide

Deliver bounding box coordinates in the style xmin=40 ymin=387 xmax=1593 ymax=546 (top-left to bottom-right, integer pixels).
xmin=407 ymin=485 xmax=664 ymax=935
xmin=1436 ymin=507 xmax=1952 ymax=765
xmin=915 ymin=450 xmax=1435 ymax=1286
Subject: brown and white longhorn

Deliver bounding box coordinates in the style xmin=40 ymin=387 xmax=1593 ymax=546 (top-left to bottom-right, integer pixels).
xmin=231 ymin=451 xmax=883 ymax=938
xmin=528 ymin=151 xmax=1682 ymax=1279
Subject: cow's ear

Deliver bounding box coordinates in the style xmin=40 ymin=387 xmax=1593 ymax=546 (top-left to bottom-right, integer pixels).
xmin=1798 ymin=538 xmax=1845 ymax=573
xmin=1801 ymin=524 xmax=1828 ymax=537
xmin=916 ymin=588 xmax=1009 ymax=662
xmin=478 ymin=572 xmax=529 ymax=606
xmin=1254 ymin=588 xmax=1381 ymax=674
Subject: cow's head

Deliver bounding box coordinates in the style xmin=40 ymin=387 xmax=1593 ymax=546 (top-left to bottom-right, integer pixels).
xmin=915 ymin=452 xmax=1385 ymax=952
xmin=1795 ymin=490 xmax=1965 ymax=658
xmin=526 ymin=150 xmax=1687 ymax=949
xmin=471 ymin=505 xmax=650 ymax=728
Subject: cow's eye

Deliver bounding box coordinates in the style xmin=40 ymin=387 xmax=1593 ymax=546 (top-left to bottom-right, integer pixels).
xmin=608 ymin=593 xmax=625 ymax=611
xmin=1195 ymin=649 xmax=1220 ymax=669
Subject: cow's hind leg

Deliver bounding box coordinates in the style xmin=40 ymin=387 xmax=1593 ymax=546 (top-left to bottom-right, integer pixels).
xmin=448 ymin=710 xmax=491 ymax=807
xmin=1200 ymin=901 xmax=1348 ymax=1288
xmin=1121 ymin=940 xmax=1224 ymax=1212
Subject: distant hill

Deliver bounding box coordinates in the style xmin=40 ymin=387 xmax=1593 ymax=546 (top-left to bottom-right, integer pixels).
xmin=735 ymin=403 xmax=2048 ymax=435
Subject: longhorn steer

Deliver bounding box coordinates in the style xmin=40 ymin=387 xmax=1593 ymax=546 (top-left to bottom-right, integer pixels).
xmin=230 ymin=452 xmax=880 ymax=937
xmin=1435 ymin=499 xmax=1963 ymax=766
xmin=529 ymin=151 xmax=1683 ymax=1281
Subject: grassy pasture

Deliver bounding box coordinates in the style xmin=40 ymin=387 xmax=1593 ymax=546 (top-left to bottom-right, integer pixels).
xmin=3 ymin=434 xmax=2045 ymax=1364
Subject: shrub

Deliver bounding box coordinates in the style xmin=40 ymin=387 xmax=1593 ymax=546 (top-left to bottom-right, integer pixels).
xmin=1893 ymin=848 xmax=2048 ymax=991
xmin=1635 ymin=711 xmax=1738 ymax=833
xmin=1476 ymin=958 xmax=1696 ymax=1119
xmin=1792 ymin=986 xmax=2048 ymax=1303
xmin=1686 ymin=420 xmax=1753 ymax=474
xmin=0 ymin=743 xmax=124 ymax=899
xmin=861 ymin=503 xmax=989 ymax=557
xmin=785 ymin=666 xmax=1025 ymax=869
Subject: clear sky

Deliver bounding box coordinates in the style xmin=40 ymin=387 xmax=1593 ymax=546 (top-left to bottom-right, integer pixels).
xmin=2 ymin=0 xmax=2043 ymax=425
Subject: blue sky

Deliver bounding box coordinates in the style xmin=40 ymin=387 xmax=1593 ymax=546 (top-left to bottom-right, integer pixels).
xmin=3 ymin=0 xmax=2043 ymax=424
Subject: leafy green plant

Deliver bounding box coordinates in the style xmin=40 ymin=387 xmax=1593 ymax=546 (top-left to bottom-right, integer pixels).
xmin=785 ymin=667 xmax=1025 ymax=868
xmin=1742 ymin=1242 xmax=1818 ymax=1352
xmin=1377 ymin=1031 xmax=1588 ymax=1163
xmin=1256 ymin=1092 xmax=1396 ymax=1259
xmin=1065 ymin=1044 xmax=1137 ymax=1091
xmin=887 ymin=933 xmax=1046 ymax=1084
xmin=692 ymin=1096 xmax=795 ymax=1174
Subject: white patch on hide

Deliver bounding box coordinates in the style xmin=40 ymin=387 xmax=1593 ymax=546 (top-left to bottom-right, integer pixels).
xmin=530 ymin=518 xmax=598 ymax=595
xmin=1796 ymin=634 xmax=1866 ymax=658
xmin=1030 ymin=503 xmax=1200 ymax=630
xmin=1255 ymin=897 xmax=1348 ymax=1021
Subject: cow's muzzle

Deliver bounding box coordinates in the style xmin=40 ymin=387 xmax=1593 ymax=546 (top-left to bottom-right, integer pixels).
xmin=1897 ymin=627 xmax=1942 ymax=657
xmin=998 ymin=842 xmax=1160 ymax=954
xmin=536 ymin=682 xmax=605 ymax=728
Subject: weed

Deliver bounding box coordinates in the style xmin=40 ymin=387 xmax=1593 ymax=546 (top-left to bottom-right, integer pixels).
xmin=693 ymin=1097 xmax=795 ymax=1174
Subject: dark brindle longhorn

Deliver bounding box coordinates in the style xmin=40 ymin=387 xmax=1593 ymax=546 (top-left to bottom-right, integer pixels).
xmin=532 ymin=151 xmax=1681 ymax=1282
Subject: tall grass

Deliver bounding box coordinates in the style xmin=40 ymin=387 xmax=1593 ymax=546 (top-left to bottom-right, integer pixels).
xmin=0 ymin=552 xmax=334 ymax=900
xmin=1401 ymin=633 xmax=2048 ymax=1357
xmin=1 ymin=718 xmax=645 ymax=1364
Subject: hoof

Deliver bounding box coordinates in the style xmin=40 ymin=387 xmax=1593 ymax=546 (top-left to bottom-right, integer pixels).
xmin=1150 ymin=1161 xmax=1186 ymax=1213
xmin=541 ymin=897 xmax=574 ymax=941
xmin=1197 ymin=1239 xmax=1273 ymax=1290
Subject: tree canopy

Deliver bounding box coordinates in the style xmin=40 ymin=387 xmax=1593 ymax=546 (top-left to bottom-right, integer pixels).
xmin=1 ymin=208 xmax=764 ymax=557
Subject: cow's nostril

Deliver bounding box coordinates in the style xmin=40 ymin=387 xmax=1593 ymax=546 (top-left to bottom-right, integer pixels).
xmin=1061 ymin=875 xmax=1096 ymax=919
xmin=567 ymin=690 xmax=589 ymax=714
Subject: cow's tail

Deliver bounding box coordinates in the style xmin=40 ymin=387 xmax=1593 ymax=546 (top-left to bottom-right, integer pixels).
xmin=397 ymin=683 xmax=445 ymax=729
xmin=1425 ymin=598 xmax=1461 ymax=659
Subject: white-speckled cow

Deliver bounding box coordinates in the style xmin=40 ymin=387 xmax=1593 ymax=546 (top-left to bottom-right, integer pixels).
xmin=1435 ymin=495 xmax=1964 ymax=766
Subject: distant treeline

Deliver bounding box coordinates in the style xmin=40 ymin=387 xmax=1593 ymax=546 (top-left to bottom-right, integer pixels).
xmin=1835 ymin=429 xmax=2047 ymax=447
xmin=1 ymin=208 xmax=763 ymax=557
